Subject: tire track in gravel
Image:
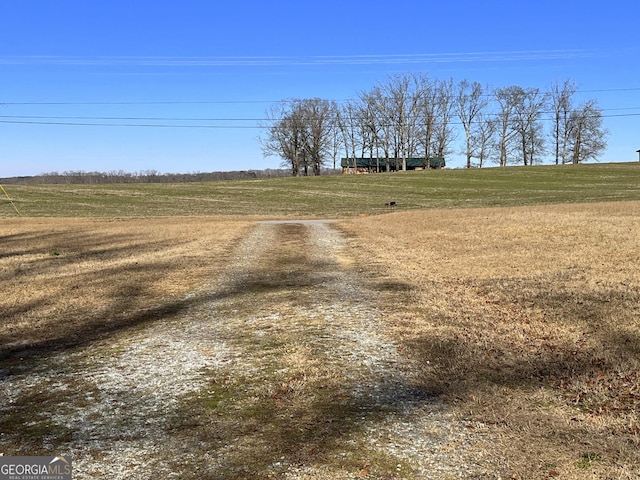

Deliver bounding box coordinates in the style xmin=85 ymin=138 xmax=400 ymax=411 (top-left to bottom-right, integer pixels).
xmin=0 ymin=221 xmax=490 ymax=479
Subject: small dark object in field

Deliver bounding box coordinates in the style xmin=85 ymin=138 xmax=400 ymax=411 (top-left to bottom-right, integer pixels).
xmin=385 ymin=201 xmax=397 ymax=210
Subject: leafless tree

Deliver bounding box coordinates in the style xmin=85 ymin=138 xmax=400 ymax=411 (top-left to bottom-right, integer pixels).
xmin=567 ymin=100 xmax=607 ymax=164
xmin=380 ymin=74 xmax=422 ymax=170
xmin=336 ymin=99 xmax=363 ymax=171
xmin=330 ymin=123 xmax=342 ymax=171
xmin=494 ymin=86 xmax=547 ymax=166
xmin=261 ymin=100 xmax=305 ymax=176
xmin=456 ymin=80 xmax=489 ymax=168
xmin=431 ymin=79 xmax=456 ymax=159
xmin=359 ymin=88 xmax=385 ymax=171
xmin=416 ymin=74 xmax=438 ymax=161
xmin=509 ymin=86 xmax=547 ymax=165
xmin=549 ymin=80 xmax=577 ymax=165
xmin=367 ymin=86 xmax=394 ymax=171
xmin=264 ymin=74 xmax=607 ymax=173
xmin=298 ymin=98 xmax=338 ymax=176
xmin=494 ymin=86 xmax=518 ymax=166
xmin=470 ymin=113 xmax=497 ymax=167
xmin=261 ymin=98 xmax=337 ymax=176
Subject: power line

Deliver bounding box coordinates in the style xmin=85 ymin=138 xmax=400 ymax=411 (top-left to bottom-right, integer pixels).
xmin=1 ymin=100 xmax=281 ymax=106
xmin=2 ymin=105 xmax=639 ymax=122
xmin=2 ymin=87 xmax=640 ymax=107
xmin=1 ymin=110 xmax=639 ymax=129
xmin=0 ymin=120 xmax=261 ymax=128
xmin=0 ymin=115 xmax=266 ymax=121
xmin=0 ymin=50 xmax=610 ymax=68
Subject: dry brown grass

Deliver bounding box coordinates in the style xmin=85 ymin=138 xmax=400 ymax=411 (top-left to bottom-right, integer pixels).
xmin=3 ymin=203 xmax=640 ymax=477
xmin=339 ymin=201 xmax=640 ymax=479
xmin=0 ymin=217 xmax=252 ymax=360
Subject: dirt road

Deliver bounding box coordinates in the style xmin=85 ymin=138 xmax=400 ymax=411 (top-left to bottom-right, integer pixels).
xmin=0 ymin=221 xmax=490 ymax=479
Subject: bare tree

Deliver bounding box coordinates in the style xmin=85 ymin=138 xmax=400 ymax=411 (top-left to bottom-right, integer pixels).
xmin=567 ymin=100 xmax=607 ymax=164
xmin=456 ymin=80 xmax=489 ymax=168
xmin=470 ymin=113 xmax=497 ymax=167
xmin=261 ymin=98 xmax=337 ymax=176
xmin=380 ymin=74 xmax=422 ymax=170
xmin=494 ymin=86 xmax=518 ymax=166
xmin=261 ymin=100 xmax=306 ymax=176
xmin=431 ymin=79 xmax=456 ymax=159
xmin=510 ymin=86 xmax=547 ymax=166
xmin=494 ymin=86 xmax=546 ymax=166
xmin=368 ymin=86 xmax=394 ymax=171
xmin=330 ymin=122 xmax=342 ymax=171
xmin=416 ymin=74 xmax=438 ymax=161
xmin=336 ymin=99 xmax=363 ymax=171
xmin=299 ymin=98 xmax=338 ymax=176
xmin=263 ymin=73 xmax=608 ymax=174
xmin=549 ymin=80 xmax=577 ymax=165
xmin=359 ymin=89 xmax=385 ymax=171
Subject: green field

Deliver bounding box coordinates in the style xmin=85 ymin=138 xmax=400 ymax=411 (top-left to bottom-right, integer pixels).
xmin=2 ymin=163 xmax=640 ymax=217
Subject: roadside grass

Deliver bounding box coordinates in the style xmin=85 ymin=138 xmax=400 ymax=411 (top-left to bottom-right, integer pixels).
xmin=339 ymin=200 xmax=640 ymax=479
xmin=2 ymin=162 xmax=640 ymax=218
xmin=0 ymin=217 xmax=252 ymax=360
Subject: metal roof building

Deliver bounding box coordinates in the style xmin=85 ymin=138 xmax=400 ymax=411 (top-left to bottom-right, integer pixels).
xmin=340 ymin=157 xmax=445 ymax=173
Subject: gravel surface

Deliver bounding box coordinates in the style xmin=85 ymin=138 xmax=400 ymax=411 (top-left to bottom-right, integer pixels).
xmin=0 ymin=220 xmax=493 ymax=478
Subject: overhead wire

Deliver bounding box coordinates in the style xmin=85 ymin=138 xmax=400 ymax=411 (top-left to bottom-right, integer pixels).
xmin=0 ymin=119 xmax=259 ymax=128
xmin=1 ymin=105 xmax=639 ymax=121
xmin=2 ymin=87 xmax=640 ymax=106
xmin=1 ymin=86 xmax=639 ymax=129
xmin=0 ymin=111 xmax=639 ymax=129
xmin=1 ymin=113 xmax=639 ymax=129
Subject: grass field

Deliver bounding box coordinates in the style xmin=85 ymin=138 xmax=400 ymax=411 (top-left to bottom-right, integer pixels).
xmin=2 ymin=162 xmax=640 ymax=478
xmin=2 ymin=162 xmax=640 ymax=217
xmin=339 ymin=201 xmax=640 ymax=478
xmin=0 ymin=217 xmax=253 ymax=359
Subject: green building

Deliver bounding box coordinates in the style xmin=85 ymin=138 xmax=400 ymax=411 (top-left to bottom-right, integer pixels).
xmin=340 ymin=157 xmax=445 ymax=173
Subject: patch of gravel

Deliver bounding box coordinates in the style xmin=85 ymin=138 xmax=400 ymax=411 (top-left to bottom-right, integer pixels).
xmin=0 ymin=299 xmax=235 ymax=478
xmin=288 ymin=223 xmax=493 ymax=479
xmin=0 ymin=220 xmax=493 ymax=479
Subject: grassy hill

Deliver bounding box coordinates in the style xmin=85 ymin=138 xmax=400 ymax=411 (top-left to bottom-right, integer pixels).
xmin=2 ymin=162 xmax=639 ymax=217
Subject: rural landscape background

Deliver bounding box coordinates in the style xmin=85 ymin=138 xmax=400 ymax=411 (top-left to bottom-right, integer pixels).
xmin=3 ymin=0 xmax=640 ymax=477
xmin=1 ymin=163 xmax=640 ymax=478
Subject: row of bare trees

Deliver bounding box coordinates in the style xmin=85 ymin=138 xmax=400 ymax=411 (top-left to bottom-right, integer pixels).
xmin=261 ymin=74 xmax=608 ymax=175
xmin=2 ymin=169 xmax=291 ymax=185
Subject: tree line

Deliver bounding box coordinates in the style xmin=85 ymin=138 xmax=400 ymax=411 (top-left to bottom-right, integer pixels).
xmin=0 ymin=168 xmax=297 ymax=185
xmin=260 ymin=74 xmax=608 ymax=175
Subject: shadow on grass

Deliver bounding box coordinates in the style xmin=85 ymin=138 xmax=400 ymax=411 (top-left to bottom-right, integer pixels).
xmin=1 ymin=224 xmax=238 ymax=364
xmin=400 ymin=273 xmax=640 ymax=415
xmin=1 ymin=222 xmax=433 ymax=477
xmin=155 ymin=225 xmax=431 ymax=478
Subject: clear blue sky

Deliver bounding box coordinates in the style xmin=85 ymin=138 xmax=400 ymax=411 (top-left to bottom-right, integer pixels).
xmin=1 ymin=0 xmax=639 ymax=176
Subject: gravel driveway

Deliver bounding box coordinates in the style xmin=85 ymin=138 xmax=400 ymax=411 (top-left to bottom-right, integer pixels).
xmin=0 ymin=221 xmax=491 ymax=479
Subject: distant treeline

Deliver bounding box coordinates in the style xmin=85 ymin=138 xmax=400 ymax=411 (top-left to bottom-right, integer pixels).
xmin=1 ymin=168 xmax=339 ymax=185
